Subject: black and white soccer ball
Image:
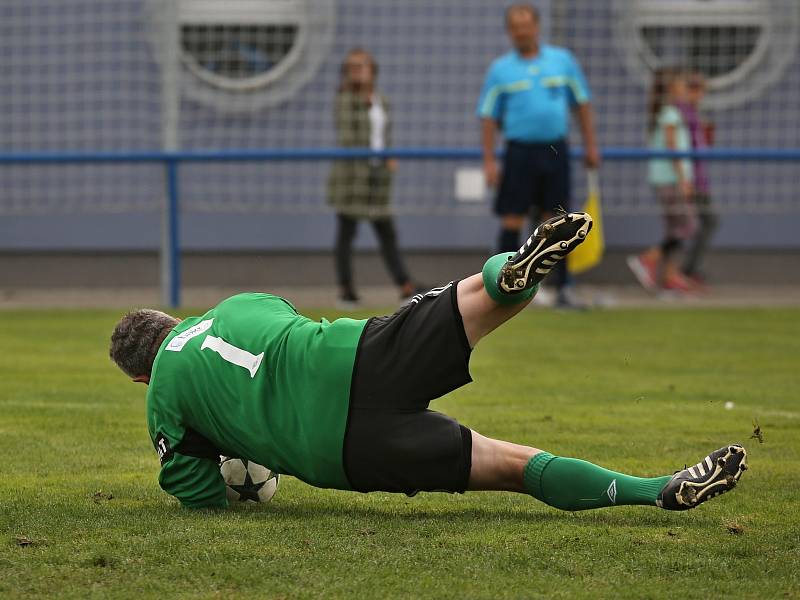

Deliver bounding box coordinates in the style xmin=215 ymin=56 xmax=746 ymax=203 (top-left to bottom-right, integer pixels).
xmin=219 ymin=457 xmax=280 ymax=504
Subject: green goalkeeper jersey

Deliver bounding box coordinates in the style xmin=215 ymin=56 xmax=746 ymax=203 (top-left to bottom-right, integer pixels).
xmin=146 ymin=293 xmax=367 ymax=508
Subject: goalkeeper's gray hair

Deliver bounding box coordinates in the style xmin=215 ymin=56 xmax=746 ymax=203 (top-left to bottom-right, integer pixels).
xmin=109 ymin=309 xmax=179 ymax=378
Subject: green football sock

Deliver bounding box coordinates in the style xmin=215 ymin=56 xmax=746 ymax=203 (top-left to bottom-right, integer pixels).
xmin=523 ymin=452 xmax=671 ymax=511
xmin=481 ymin=253 xmax=538 ymax=305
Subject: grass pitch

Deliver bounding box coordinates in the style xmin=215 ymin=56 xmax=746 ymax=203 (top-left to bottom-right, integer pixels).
xmin=1 ymin=307 xmax=799 ymax=599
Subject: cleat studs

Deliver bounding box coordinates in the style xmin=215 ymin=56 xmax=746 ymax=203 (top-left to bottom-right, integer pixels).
xmin=680 ymin=486 xmax=698 ymax=505
xmin=717 ymin=457 xmax=726 ymax=467
xmin=560 ymin=242 xmax=568 ymax=249
xmin=740 ymin=464 xmax=748 ymax=471
xmin=729 ymin=446 xmax=741 ymax=454
xmin=577 ymin=230 xmax=586 ymax=238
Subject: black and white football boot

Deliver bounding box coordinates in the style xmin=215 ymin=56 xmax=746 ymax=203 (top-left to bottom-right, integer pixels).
xmin=497 ymin=212 xmax=593 ymax=294
xmin=657 ymin=444 xmax=748 ymax=511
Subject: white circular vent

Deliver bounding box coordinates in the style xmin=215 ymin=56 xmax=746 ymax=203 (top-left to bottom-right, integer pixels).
xmin=150 ymin=0 xmax=335 ymax=112
xmin=613 ymin=0 xmax=799 ymax=108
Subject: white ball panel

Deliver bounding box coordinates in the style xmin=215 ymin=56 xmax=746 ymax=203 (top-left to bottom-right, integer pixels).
xmin=257 ymin=475 xmax=279 ymax=503
xmin=220 ymin=457 xmax=248 ymax=486
xmin=224 ymin=485 xmax=241 ymax=503
xmin=246 ymin=461 xmax=272 ymax=483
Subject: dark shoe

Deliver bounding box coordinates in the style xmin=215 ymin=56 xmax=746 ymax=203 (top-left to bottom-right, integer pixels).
xmin=657 ymin=444 xmax=748 ymax=511
xmin=336 ymin=290 xmax=361 ymax=311
xmin=497 ymin=212 xmax=593 ymax=295
xmin=400 ymin=283 xmax=430 ymax=302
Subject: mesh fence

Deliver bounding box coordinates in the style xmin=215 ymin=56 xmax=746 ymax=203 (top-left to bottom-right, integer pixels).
xmin=1 ymin=0 xmax=798 ymax=216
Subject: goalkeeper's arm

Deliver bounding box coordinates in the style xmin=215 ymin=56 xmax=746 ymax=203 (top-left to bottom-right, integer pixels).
xmin=158 ymin=452 xmax=228 ymax=509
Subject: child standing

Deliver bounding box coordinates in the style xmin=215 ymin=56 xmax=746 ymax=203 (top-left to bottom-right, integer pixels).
xmin=679 ymin=72 xmax=717 ymax=287
xmin=628 ymin=68 xmax=697 ymax=293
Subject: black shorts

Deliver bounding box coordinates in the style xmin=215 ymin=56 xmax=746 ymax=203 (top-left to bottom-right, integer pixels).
xmin=495 ymin=139 xmax=571 ymax=216
xmin=343 ymin=282 xmax=474 ymax=495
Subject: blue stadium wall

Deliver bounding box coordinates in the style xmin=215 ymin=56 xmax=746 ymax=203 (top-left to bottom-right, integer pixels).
xmin=1 ymin=0 xmax=798 ymax=251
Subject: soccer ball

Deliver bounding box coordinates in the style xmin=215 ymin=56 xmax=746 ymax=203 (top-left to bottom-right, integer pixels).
xmin=219 ymin=457 xmax=280 ymax=504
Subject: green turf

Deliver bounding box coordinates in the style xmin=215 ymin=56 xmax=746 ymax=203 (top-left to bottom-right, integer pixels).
xmin=1 ymin=307 xmax=799 ymax=599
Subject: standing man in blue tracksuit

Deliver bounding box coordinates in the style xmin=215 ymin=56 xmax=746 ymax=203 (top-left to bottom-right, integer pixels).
xmin=478 ymin=3 xmax=600 ymax=308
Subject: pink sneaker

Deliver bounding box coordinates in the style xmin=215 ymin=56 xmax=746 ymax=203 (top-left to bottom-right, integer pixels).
xmin=626 ymin=255 xmax=657 ymax=291
xmin=685 ymin=273 xmax=710 ymax=293
xmin=663 ymin=272 xmax=695 ymax=294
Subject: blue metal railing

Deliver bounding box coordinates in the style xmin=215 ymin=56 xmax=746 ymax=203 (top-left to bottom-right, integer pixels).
xmin=1 ymin=147 xmax=800 ymax=163
xmin=2 ymin=146 xmax=798 ymax=306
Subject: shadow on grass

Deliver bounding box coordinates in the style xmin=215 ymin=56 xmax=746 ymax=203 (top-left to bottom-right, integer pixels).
xmin=145 ymin=498 xmax=713 ymax=530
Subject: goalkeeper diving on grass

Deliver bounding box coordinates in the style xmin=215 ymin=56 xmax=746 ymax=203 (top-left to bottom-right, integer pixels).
xmin=109 ymin=212 xmax=747 ymax=511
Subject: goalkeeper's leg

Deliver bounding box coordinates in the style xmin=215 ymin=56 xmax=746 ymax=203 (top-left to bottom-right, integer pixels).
xmin=468 ymin=431 xmax=747 ymax=511
xmin=459 ymin=211 xmax=592 ymax=347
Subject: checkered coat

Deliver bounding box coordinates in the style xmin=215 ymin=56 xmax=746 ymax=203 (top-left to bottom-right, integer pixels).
xmin=327 ymin=91 xmax=394 ymax=218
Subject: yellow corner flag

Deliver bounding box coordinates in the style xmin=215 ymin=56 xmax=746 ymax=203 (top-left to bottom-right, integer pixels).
xmin=568 ymin=169 xmax=604 ymax=275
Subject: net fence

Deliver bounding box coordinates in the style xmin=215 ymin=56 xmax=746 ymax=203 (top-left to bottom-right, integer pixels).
xmin=1 ymin=0 xmax=799 ymax=217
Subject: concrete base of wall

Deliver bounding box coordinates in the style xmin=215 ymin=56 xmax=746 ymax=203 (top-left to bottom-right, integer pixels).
xmin=1 ymin=249 xmax=798 ymax=289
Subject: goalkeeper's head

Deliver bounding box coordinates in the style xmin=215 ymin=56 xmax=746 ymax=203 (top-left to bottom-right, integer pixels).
xmin=109 ymin=309 xmax=180 ymax=383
